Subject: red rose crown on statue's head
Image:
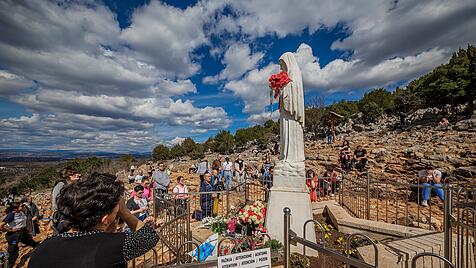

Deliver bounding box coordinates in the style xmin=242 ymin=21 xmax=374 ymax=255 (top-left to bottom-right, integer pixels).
xmin=268 ymin=71 xmax=291 ymax=98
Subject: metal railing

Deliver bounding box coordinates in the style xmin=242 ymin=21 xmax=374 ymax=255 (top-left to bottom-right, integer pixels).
xmin=130 ymin=179 xmax=268 ymax=267
xmin=283 ymin=207 xmax=378 ymax=268
xmin=411 ymin=253 xmax=455 ymax=268
xmin=337 ymin=172 xmax=475 ymax=267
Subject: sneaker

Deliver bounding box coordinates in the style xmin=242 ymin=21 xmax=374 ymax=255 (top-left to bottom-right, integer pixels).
xmin=421 ymin=200 xmax=428 ymax=207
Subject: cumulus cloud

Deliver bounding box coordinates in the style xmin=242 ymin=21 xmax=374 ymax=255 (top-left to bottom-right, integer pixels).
xmin=225 ymin=63 xmax=280 ymax=115
xmin=0 ymin=113 xmax=156 ymax=152
xmin=247 ymin=110 xmax=280 ymax=124
xmin=203 ymin=43 xmax=264 ymax=84
xmin=170 ymin=137 xmax=185 ymax=146
xmin=295 ymin=43 xmax=451 ymax=91
xmin=0 ymin=0 xmax=232 ymax=151
xmin=120 ymin=0 xmax=227 ymax=78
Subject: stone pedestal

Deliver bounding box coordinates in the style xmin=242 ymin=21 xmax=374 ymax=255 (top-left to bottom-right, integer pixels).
xmin=265 ymin=160 xmax=316 ymax=254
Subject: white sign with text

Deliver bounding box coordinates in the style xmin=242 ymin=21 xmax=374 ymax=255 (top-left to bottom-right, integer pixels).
xmin=218 ymin=248 xmax=271 ymax=268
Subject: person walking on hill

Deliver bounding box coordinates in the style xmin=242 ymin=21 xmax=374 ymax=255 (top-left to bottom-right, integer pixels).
xmin=221 ymin=157 xmax=234 ymax=190
xmin=29 ymin=173 xmax=160 ymax=268
xmin=1 ymin=202 xmax=38 ymax=268
xmin=326 ymin=128 xmax=333 ymax=145
xmin=234 ymin=155 xmax=246 ymax=191
xmin=418 ymin=166 xmax=445 ymax=207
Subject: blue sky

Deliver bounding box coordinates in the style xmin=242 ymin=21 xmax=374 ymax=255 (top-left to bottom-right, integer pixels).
xmin=0 ymin=0 xmax=475 ymax=152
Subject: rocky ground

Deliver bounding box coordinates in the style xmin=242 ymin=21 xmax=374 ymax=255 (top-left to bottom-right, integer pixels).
xmin=1 ymin=108 xmax=475 ymax=267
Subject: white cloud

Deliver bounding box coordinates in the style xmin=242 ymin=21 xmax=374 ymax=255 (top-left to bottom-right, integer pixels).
xmin=247 ymin=110 xmax=280 ymax=124
xmin=170 ymin=137 xmax=185 ymax=146
xmin=225 ymin=63 xmax=280 ymax=115
xmin=295 ymin=43 xmax=451 ymax=91
xmin=203 ymin=43 xmax=264 ymax=83
xmin=120 ymin=0 xmax=227 ymax=78
xmin=0 ymin=113 xmax=157 ymax=152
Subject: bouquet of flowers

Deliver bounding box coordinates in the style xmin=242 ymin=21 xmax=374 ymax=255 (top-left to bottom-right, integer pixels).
xmin=238 ymin=201 xmax=267 ymax=227
xmin=268 ymin=71 xmax=292 ymax=99
xmin=201 ymin=217 xmax=227 ymax=234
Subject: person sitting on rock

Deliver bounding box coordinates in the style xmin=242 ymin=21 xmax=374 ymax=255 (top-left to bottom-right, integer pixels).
xmin=352 ymin=145 xmax=368 ymax=172
xmin=339 ymin=140 xmax=352 ymax=172
xmin=418 ymin=165 xmax=445 ymax=207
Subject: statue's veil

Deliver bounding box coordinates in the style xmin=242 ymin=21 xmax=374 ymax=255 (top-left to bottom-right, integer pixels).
xmin=279 ymin=52 xmax=305 ymax=126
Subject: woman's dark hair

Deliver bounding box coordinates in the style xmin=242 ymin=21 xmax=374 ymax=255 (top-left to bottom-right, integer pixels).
xmin=306 ymin=169 xmax=314 ymax=178
xmin=6 ymin=202 xmax=21 ymax=214
xmin=59 ymin=165 xmax=80 ymax=180
xmin=134 ymin=185 xmax=144 ymax=192
xmin=57 ymin=172 xmax=125 ymax=230
xmin=342 ymin=140 xmax=349 ymax=147
xmin=177 ymin=176 xmax=184 ymax=182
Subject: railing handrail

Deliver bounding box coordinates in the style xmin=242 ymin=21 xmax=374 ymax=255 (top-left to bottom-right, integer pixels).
xmin=411 ymin=252 xmax=455 ymax=268
xmin=283 ymin=207 xmax=378 ymax=268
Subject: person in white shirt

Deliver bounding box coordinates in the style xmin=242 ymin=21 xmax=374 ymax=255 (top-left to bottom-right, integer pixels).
xmin=234 ymin=155 xmax=246 ymax=191
xmin=418 ymin=165 xmax=444 ymax=207
xmin=221 ymin=157 xmax=234 ymax=190
xmin=134 ymin=171 xmax=144 ymax=184
xmin=173 ymin=176 xmax=189 ymax=212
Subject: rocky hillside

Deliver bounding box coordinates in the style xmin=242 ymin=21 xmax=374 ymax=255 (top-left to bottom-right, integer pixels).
xmin=306 ymin=108 xmax=476 ymax=184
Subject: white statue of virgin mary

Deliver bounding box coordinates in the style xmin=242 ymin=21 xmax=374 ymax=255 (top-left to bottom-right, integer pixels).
xmin=278 ymin=52 xmax=305 ymax=163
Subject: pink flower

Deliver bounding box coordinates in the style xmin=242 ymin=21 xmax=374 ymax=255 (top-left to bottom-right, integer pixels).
xmin=227 ymin=218 xmax=237 ymax=233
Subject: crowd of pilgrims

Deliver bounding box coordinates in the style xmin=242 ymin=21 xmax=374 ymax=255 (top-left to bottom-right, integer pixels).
xmin=0 ymin=143 xmax=448 ymax=267
xmin=0 ymin=154 xmax=275 ymax=267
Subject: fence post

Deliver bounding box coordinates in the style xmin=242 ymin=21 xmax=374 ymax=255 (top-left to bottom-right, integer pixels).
xmin=339 ymin=173 xmax=344 ymax=206
xmin=226 ymin=189 xmax=231 ymax=215
xmin=283 ymin=207 xmax=291 ymax=268
xmin=245 ymin=181 xmax=249 ymax=203
xmin=366 ymin=173 xmax=371 ymax=220
xmin=443 ymin=185 xmax=452 ymax=266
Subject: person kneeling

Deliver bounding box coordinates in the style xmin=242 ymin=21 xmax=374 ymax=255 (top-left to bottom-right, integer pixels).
xmin=29 ymin=173 xmax=160 ymax=268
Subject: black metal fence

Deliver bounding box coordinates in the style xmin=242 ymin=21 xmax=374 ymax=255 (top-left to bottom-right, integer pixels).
xmin=337 ymin=173 xmax=476 ymax=267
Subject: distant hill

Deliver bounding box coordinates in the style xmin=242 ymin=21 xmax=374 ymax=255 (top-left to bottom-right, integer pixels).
xmin=0 ymin=149 xmax=151 ymax=162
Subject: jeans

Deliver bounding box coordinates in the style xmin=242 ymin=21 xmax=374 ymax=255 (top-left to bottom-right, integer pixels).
xmin=223 ymin=171 xmax=233 ymax=190
xmin=327 ymin=135 xmax=332 ymax=144
xmin=421 ymin=183 xmax=445 ymax=201
xmin=236 ymin=172 xmax=245 ymax=190
xmin=6 ymin=229 xmax=37 ymax=268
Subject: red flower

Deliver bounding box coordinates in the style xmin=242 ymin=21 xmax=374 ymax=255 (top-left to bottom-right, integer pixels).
xmin=268 ymin=71 xmax=292 ymax=99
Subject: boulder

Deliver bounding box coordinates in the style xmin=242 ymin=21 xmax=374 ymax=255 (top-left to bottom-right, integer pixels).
xmin=352 ymin=124 xmax=365 ymax=132
xmin=454 ymin=166 xmax=476 ymax=178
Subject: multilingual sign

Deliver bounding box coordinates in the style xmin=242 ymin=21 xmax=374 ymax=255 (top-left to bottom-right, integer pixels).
xmin=218 ymin=248 xmax=271 ymax=268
